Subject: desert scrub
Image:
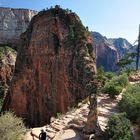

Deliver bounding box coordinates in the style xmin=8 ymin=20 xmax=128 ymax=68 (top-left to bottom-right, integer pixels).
xmin=105 ymin=113 xmax=132 ymax=140
xmin=103 ymin=73 xmax=128 ymax=98
xmin=96 ymin=67 xmax=115 ymax=86
xmin=103 ymin=84 xmax=123 ymax=98
xmin=0 ymin=111 xmax=26 ymax=140
xmin=119 ymin=84 xmax=140 ymax=125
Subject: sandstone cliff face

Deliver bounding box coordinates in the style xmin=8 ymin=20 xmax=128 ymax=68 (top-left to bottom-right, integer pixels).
xmin=92 ymin=32 xmax=133 ymax=71
xmin=2 ymin=8 xmax=97 ymax=127
xmin=0 ymin=46 xmax=16 ymax=99
xmin=0 ymin=8 xmax=37 ymax=49
xmin=92 ymin=32 xmax=119 ymax=71
xmin=109 ymin=38 xmax=133 ymax=58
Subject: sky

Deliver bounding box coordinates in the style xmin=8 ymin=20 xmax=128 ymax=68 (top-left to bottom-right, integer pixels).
xmin=0 ymin=0 xmax=140 ymax=44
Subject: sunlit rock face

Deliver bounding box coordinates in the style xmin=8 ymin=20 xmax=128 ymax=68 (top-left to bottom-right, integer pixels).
xmin=0 ymin=7 xmax=37 ymax=49
xmin=109 ymin=38 xmax=133 ymax=58
xmin=92 ymin=32 xmax=119 ymax=71
xmin=92 ymin=32 xmax=133 ymax=72
xmin=2 ymin=7 xmax=97 ymax=127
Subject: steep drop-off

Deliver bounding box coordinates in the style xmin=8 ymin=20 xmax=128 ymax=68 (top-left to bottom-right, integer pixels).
xmin=2 ymin=7 xmax=97 ymax=127
xmin=0 ymin=7 xmax=37 ymax=49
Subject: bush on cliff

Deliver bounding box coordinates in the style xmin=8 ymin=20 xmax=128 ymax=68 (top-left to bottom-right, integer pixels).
xmin=105 ymin=113 xmax=132 ymax=140
xmin=119 ymin=84 xmax=140 ymax=125
xmin=0 ymin=111 xmax=26 ymax=140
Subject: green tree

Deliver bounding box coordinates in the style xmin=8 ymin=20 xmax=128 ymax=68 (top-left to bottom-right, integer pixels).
xmin=117 ymin=52 xmax=135 ymax=70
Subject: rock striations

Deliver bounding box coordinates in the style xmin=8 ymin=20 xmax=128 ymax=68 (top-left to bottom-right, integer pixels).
xmin=92 ymin=32 xmax=119 ymax=71
xmin=2 ymin=7 xmax=97 ymax=127
xmin=92 ymin=32 xmax=133 ymax=71
xmin=0 ymin=7 xmax=37 ymax=49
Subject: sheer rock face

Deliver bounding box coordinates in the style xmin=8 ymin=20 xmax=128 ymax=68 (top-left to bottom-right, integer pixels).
xmin=2 ymin=8 xmax=97 ymax=127
xmin=92 ymin=32 xmax=133 ymax=72
xmin=0 ymin=8 xmax=37 ymax=49
xmin=92 ymin=32 xmax=119 ymax=71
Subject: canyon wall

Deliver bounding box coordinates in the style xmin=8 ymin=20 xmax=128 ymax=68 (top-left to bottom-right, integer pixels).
xmin=2 ymin=7 xmax=97 ymax=127
xmin=0 ymin=7 xmax=37 ymax=49
xmin=92 ymin=32 xmax=133 ymax=71
xmin=92 ymin=32 xmax=119 ymax=71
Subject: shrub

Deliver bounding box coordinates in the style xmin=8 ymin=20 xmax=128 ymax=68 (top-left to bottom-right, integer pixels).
xmin=105 ymin=72 xmax=115 ymax=80
xmin=116 ymin=73 xmax=129 ymax=87
xmin=0 ymin=111 xmax=26 ymax=140
xmin=96 ymin=67 xmax=115 ymax=86
xmin=103 ymin=74 xmax=128 ymax=98
xmin=119 ymin=84 xmax=140 ymax=124
xmin=105 ymin=113 xmax=132 ymax=140
xmin=104 ymin=83 xmax=123 ymax=98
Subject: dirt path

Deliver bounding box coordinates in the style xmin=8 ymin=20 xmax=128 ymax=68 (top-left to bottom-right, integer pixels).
xmin=25 ymin=87 xmax=140 ymax=140
xmin=98 ymin=93 xmax=122 ymax=131
xmin=25 ymin=92 xmax=124 ymax=140
xmin=25 ymin=104 xmax=89 ymax=140
xmin=25 ymin=79 xmax=140 ymax=140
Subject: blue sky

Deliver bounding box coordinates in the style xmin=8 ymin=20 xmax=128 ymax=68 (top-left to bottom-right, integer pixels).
xmin=0 ymin=0 xmax=140 ymax=43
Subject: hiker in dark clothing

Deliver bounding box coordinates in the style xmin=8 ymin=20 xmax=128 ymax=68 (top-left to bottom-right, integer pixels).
xmin=39 ymin=129 xmax=47 ymax=140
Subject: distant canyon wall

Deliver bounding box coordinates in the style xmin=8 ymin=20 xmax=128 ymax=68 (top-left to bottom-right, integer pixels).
xmin=0 ymin=7 xmax=37 ymax=49
xmin=92 ymin=32 xmax=133 ymax=71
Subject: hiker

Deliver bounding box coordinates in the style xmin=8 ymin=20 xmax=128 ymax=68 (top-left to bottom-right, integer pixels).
xmin=39 ymin=129 xmax=47 ymax=140
xmin=30 ymin=129 xmax=35 ymax=140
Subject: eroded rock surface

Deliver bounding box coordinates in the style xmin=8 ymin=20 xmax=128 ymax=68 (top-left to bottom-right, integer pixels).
xmin=0 ymin=46 xmax=16 ymax=98
xmin=0 ymin=7 xmax=37 ymax=49
xmin=92 ymin=32 xmax=119 ymax=71
xmin=92 ymin=32 xmax=133 ymax=71
xmin=2 ymin=7 xmax=97 ymax=127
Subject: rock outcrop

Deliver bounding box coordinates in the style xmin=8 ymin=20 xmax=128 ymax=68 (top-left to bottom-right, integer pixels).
xmin=2 ymin=7 xmax=97 ymax=127
xmin=0 ymin=7 xmax=37 ymax=49
xmin=92 ymin=32 xmax=119 ymax=71
xmin=0 ymin=46 xmax=16 ymax=99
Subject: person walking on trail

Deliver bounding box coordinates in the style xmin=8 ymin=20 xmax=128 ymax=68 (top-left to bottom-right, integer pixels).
xmin=39 ymin=129 xmax=47 ymax=140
